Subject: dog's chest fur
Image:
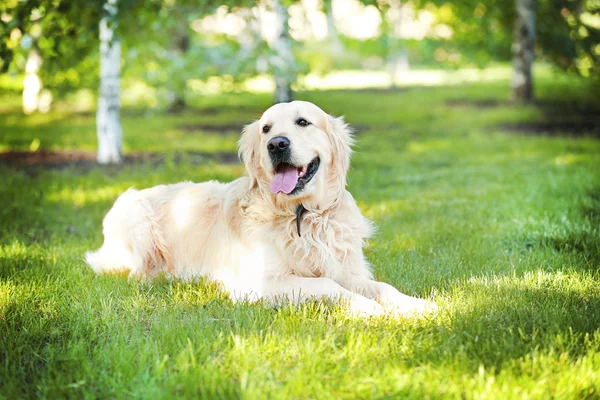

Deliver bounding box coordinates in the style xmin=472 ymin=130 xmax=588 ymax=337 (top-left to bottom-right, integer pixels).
xmin=241 ymin=192 xmax=372 ymax=279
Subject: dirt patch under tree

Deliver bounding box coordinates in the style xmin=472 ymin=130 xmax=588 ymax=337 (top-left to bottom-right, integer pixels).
xmin=0 ymin=150 xmax=239 ymax=171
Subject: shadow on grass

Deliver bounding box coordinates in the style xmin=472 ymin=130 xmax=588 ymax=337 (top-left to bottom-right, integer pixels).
xmin=530 ymin=187 xmax=600 ymax=272
xmin=456 ymin=281 xmax=597 ymax=351
xmin=448 ymin=98 xmax=600 ymax=138
xmin=541 ymin=232 xmax=599 ymax=270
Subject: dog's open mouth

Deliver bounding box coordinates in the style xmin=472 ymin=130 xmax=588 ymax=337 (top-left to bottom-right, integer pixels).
xmin=270 ymin=157 xmax=320 ymax=195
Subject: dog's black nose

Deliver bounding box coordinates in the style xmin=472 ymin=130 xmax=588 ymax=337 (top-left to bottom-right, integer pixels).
xmin=267 ymin=136 xmax=290 ymax=154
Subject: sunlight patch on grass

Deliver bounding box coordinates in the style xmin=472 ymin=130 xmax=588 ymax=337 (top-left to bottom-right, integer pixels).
xmin=0 ymin=240 xmax=29 ymax=258
xmin=554 ymin=153 xmax=582 ymax=166
xmin=454 ymin=269 xmax=599 ymax=318
xmin=407 ymin=139 xmax=451 ymax=154
xmin=0 ymin=281 xmax=14 ymax=311
xmin=47 ymin=185 xmax=125 ymax=207
xmin=362 ymin=190 xmax=478 ymax=220
xmin=393 ymin=234 xmax=417 ymax=251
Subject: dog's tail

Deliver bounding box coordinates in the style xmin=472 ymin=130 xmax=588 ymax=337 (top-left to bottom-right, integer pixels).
xmin=85 ymin=243 xmax=133 ymax=275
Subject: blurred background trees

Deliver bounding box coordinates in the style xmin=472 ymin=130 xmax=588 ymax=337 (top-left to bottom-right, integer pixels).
xmin=1 ymin=0 xmax=598 ymax=163
xmin=419 ymin=0 xmax=599 ymax=101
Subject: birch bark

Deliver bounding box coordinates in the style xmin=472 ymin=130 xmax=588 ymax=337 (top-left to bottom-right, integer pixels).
xmin=23 ymin=49 xmax=42 ymax=114
xmin=271 ymin=0 xmax=295 ymax=104
xmin=97 ymin=0 xmax=123 ymax=164
xmin=324 ymin=0 xmax=338 ymax=44
xmin=511 ymin=0 xmax=536 ymax=102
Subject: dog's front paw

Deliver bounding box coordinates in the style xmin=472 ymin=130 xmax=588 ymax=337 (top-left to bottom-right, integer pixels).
xmin=383 ymin=295 xmax=438 ymax=317
xmin=347 ymin=296 xmax=385 ymax=317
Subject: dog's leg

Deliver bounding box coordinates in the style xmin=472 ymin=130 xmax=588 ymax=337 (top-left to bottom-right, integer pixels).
xmin=346 ymin=279 xmax=438 ymax=316
xmin=335 ymin=254 xmax=437 ymax=315
xmin=256 ymin=275 xmax=384 ymax=317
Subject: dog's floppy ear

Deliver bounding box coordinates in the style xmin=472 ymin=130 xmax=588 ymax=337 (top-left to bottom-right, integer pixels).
xmin=327 ymin=115 xmax=355 ymax=182
xmin=238 ymin=120 xmax=261 ymax=189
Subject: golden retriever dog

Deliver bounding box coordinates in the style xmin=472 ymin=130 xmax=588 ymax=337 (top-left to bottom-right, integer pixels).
xmin=86 ymin=101 xmax=437 ymax=316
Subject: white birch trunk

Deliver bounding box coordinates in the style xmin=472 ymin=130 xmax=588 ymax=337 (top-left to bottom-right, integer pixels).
xmin=23 ymin=49 xmax=43 ymax=114
xmin=271 ymin=0 xmax=295 ymax=104
xmin=324 ymin=0 xmax=338 ymax=43
xmin=97 ymin=0 xmax=123 ymax=164
xmin=383 ymin=1 xmax=408 ymax=89
xmin=378 ymin=6 xmax=395 ymax=88
xmin=511 ymin=0 xmax=536 ymax=102
xmin=324 ymin=0 xmax=344 ymax=55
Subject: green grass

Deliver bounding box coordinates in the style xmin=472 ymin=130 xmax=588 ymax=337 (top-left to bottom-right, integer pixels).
xmin=1 ymin=71 xmax=600 ymax=399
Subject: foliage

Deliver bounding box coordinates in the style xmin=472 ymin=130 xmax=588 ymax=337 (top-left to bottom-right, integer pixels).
xmin=0 ymin=0 xmax=162 ymax=96
xmin=1 ymin=72 xmax=599 ymax=398
xmin=2 ymin=0 xmax=599 ymax=104
xmin=121 ymin=1 xmax=260 ymax=107
xmin=416 ymin=0 xmax=600 ymax=78
xmin=0 ymin=0 xmax=307 ymax=104
xmin=0 ymin=0 xmax=102 ymax=91
xmin=536 ymin=0 xmax=600 ymax=78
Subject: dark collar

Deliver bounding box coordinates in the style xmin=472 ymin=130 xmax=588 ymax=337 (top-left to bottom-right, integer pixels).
xmin=295 ymin=204 xmax=307 ymax=237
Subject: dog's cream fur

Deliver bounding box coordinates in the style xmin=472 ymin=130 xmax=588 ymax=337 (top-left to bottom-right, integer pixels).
xmin=86 ymin=101 xmax=436 ymax=316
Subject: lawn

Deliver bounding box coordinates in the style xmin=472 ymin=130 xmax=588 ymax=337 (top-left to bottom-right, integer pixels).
xmin=1 ymin=70 xmax=599 ymax=399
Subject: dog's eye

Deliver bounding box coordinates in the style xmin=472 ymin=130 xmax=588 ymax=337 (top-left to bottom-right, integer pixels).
xmin=296 ymin=118 xmax=310 ymax=127
xmin=262 ymin=125 xmax=271 ymax=133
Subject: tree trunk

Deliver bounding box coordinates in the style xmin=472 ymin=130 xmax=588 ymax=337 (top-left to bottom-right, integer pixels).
xmin=166 ymin=24 xmax=190 ymax=113
xmin=97 ymin=0 xmax=123 ymax=164
xmin=381 ymin=1 xmax=408 ymax=89
xmin=511 ymin=0 xmax=536 ymax=103
xmin=271 ymin=0 xmax=295 ymax=104
xmin=324 ymin=0 xmax=338 ymax=43
xmin=23 ymin=49 xmax=42 ymax=114
xmin=387 ymin=50 xmax=410 ymax=89
xmin=378 ymin=5 xmax=396 ymax=88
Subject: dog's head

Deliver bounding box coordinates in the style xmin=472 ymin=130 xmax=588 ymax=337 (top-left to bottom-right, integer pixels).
xmin=238 ymin=101 xmax=353 ymax=206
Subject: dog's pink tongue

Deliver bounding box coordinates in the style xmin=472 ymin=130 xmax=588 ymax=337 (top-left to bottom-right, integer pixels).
xmin=270 ymin=164 xmax=299 ymax=194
